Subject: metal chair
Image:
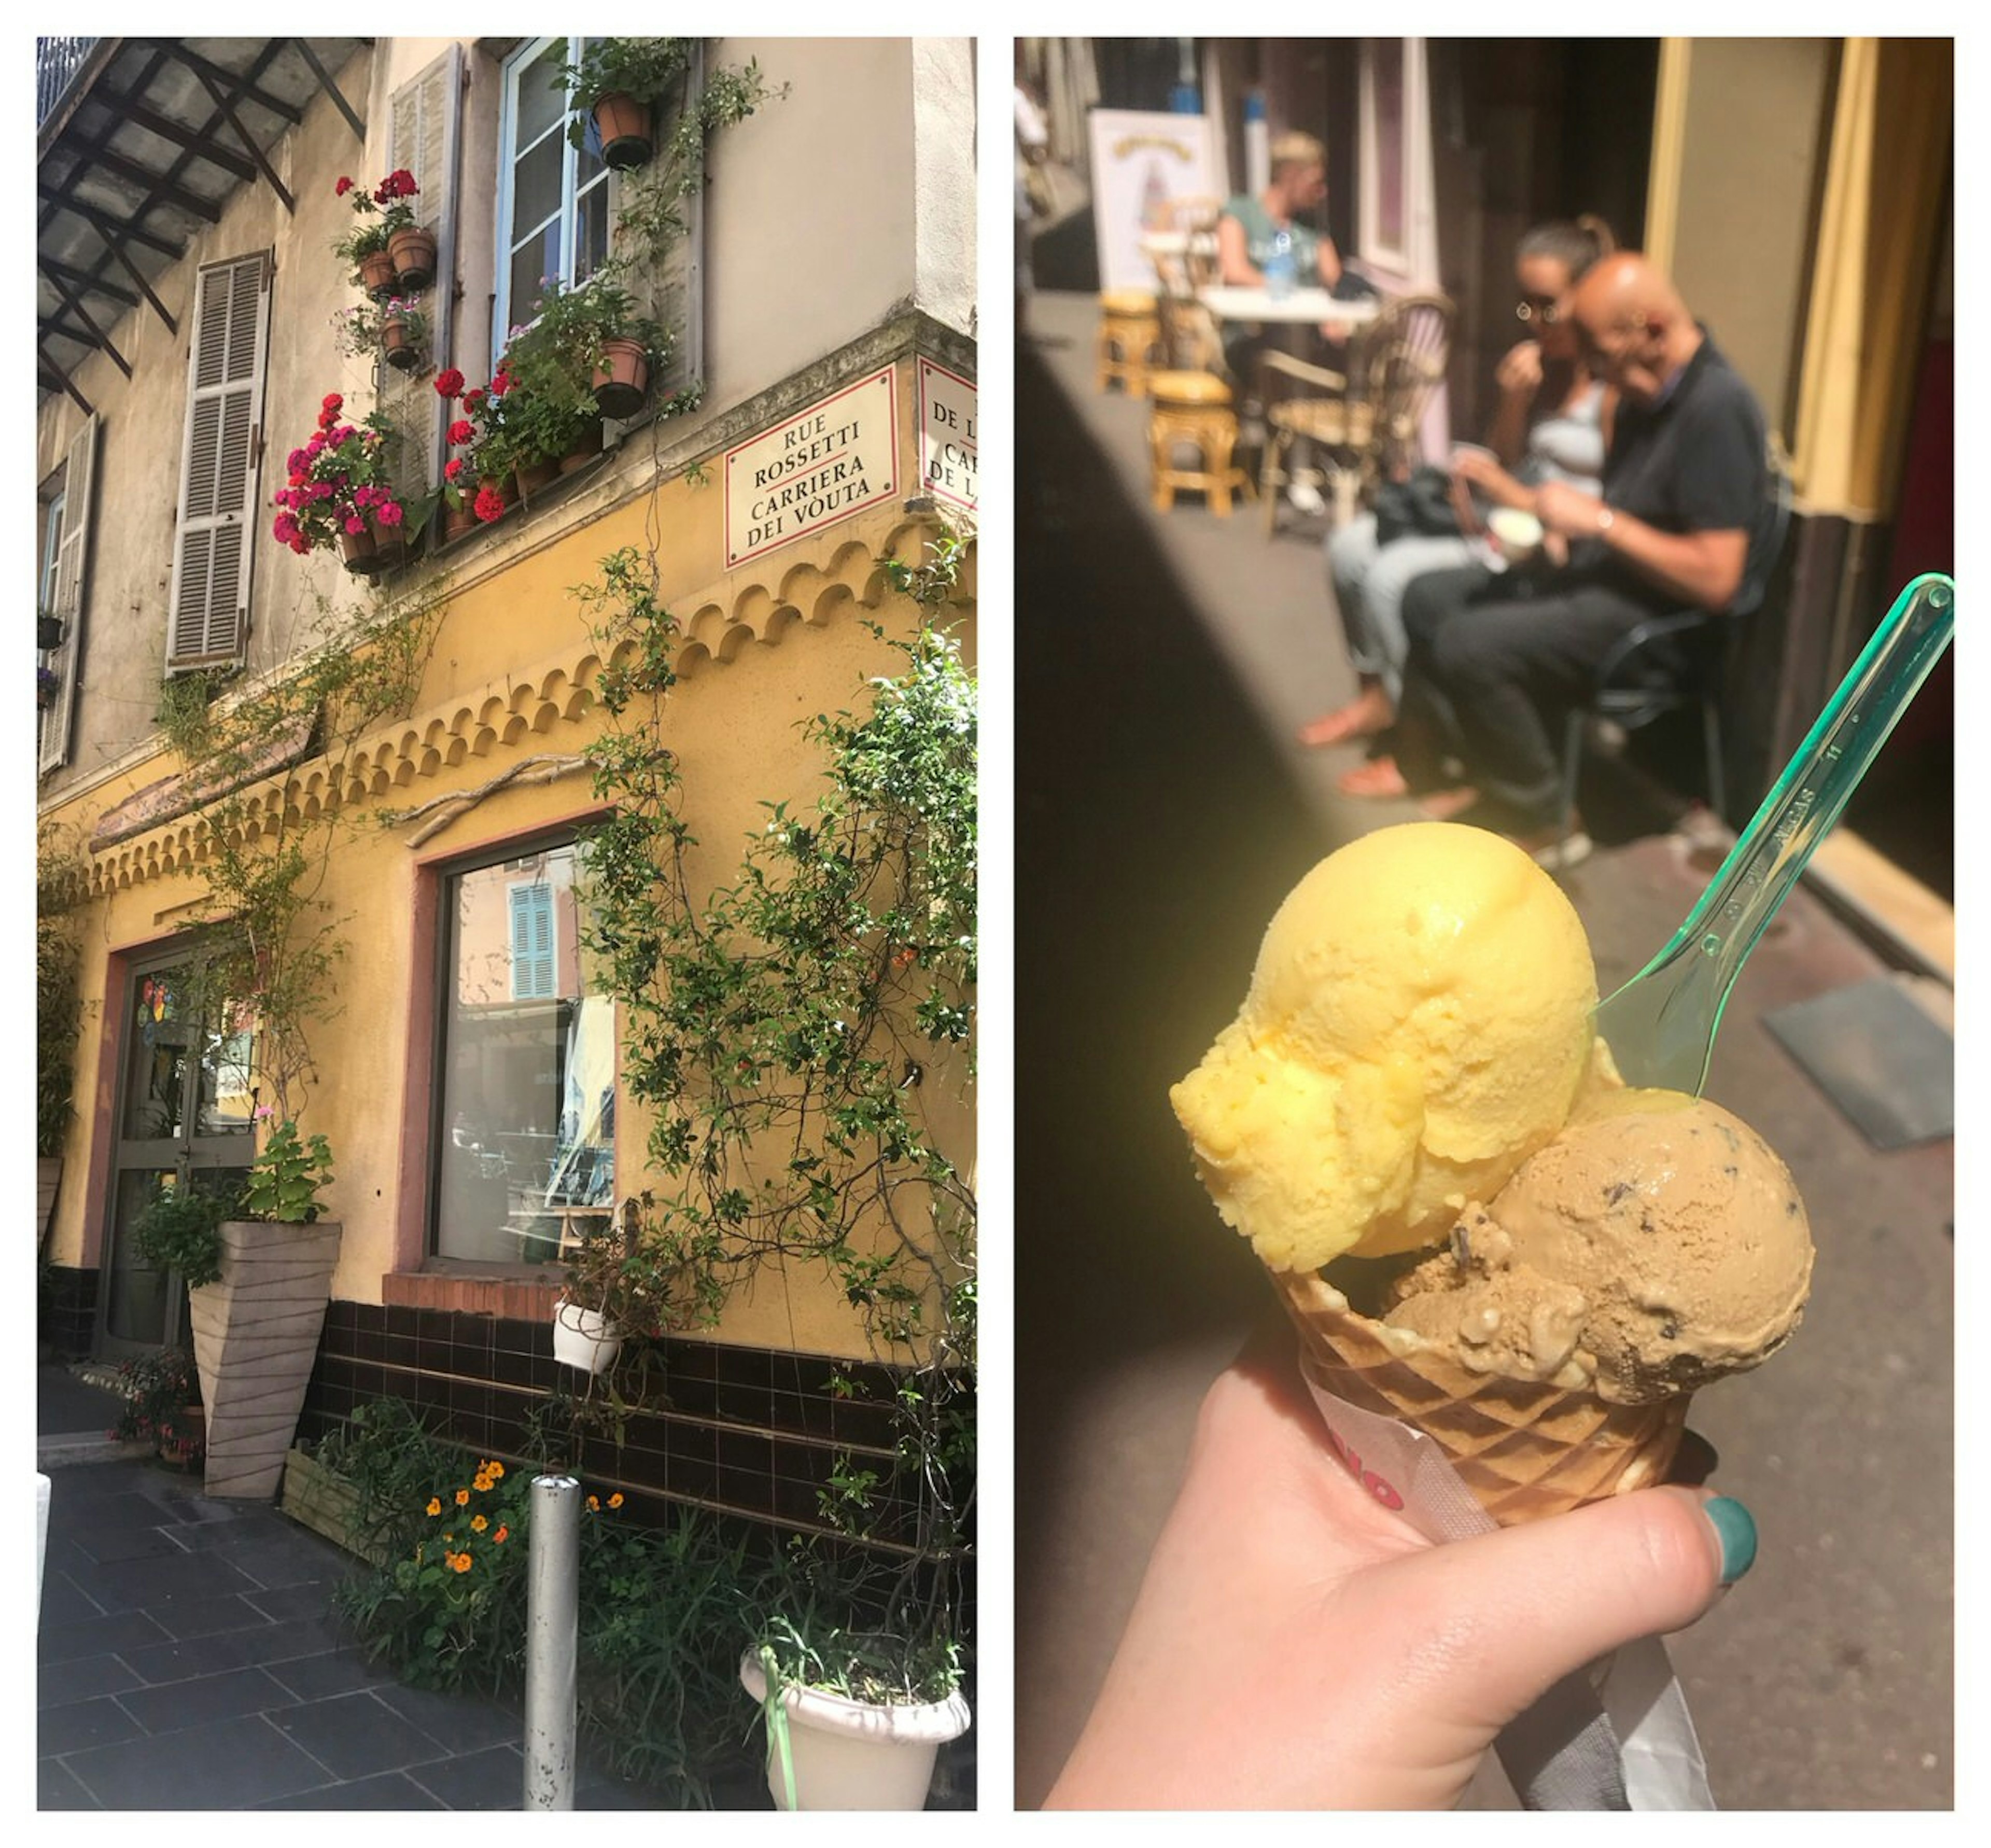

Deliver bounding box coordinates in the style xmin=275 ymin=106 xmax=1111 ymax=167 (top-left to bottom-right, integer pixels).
xmin=1552 ymin=442 xmax=1796 ymax=851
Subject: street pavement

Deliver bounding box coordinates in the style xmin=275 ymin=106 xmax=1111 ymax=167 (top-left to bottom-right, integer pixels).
xmin=36 ymin=1369 xmax=756 ymax=1810
xmin=1014 ymin=291 xmax=1953 ymax=1810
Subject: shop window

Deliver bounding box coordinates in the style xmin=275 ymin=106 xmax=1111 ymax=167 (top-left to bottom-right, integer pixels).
xmin=38 ymin=413 xmax=96 ymax=774
xmin=166 ymin=253 xmax=269 ymax=675
xmin=434 ymin=839 xmax=615 ymax=1267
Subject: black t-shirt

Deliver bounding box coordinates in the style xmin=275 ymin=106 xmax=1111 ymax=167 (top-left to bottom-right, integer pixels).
xmin=1562 ymin=331 xmax=1766 ymax=609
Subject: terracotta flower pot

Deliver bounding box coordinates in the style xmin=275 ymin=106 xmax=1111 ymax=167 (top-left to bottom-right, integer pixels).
xmin=388 ymin=223 xmax=438 ymax=293
xmin=444 ymin=499 xmax=481 ymax=541
xmin=515 ymin=455 xmax=562 ymax=498
xmin=358 ymin=247 xmax=398 ymax=299
xmin=559 ymin=418 xmax=606 ymax=473
xmin=592 ymin=337 xmax=651 ymax=419
xmin=368 ymin=511 xmax=410 ymax=570
xmin=592 ymin=92 xmax=654 ymax=171
xmin=339 ymin=524 xmax=381 ymax=575
xmin=381 ymin=314 xmax=421 ymax=372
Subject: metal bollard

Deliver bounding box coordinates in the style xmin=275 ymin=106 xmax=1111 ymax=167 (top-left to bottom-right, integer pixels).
xmin=523 ymin=1474 xmax=581 ymax=1810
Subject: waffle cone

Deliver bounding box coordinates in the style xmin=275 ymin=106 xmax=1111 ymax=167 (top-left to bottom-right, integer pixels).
xmin=1272 ymin=1266 xmax=1689 ymax=1527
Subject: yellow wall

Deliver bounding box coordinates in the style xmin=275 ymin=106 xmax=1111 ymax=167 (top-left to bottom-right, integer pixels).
xmin=43 ymin=396 xmax=975 ymax=1363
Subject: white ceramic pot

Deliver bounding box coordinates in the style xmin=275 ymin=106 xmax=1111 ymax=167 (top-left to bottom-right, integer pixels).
xmin=739 ymin=1650 xmax=971 ymax=1811
xmin=552 ymin=1301 xmax=622 ymax=1374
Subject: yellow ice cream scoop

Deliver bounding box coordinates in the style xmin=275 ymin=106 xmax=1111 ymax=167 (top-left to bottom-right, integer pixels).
xmin=1171 ymin=823 xmax=1599 ymax=1270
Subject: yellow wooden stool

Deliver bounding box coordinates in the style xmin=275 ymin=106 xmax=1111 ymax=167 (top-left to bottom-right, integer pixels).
xmin=1097 ymin=290 xmax=1163 ymax=395
xmin=1148 ymin=371 xmax=1254 ymax=516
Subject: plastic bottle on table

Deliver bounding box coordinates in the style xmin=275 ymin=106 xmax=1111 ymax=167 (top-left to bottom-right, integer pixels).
xmin=1264 ymin=228 xmax=1296 ymax=301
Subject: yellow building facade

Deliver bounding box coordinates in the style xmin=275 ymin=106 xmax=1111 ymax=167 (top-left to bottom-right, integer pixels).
xmin=37 ymin=35 xmax=976 ymax=1534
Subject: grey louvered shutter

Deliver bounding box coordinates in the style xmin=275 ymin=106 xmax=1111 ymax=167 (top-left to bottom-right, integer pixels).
xmin=38 ymin=413 xmax=99 ymax=774
xmin=167 ymin=253 xmax=269 ymax=671
xmin=379 ymin=45 xmax=463 ymax=531
xmin=623 ymin=44 xmax=705 ymax=403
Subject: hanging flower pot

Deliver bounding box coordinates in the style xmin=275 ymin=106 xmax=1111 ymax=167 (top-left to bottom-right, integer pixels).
xmin=388 ymin=223 xmax=438 ymax=294
xmin=358 ymin=247 xmax=399 ymax=299
xmin=380 ymin=313 xmax=422 ymax=372
xmin=592 ymin=93 xmax=654 ymax=171
xmin=559 ymin=417 xmax=606 ymax=474
xmin=368 ymin=511 xmax=411 ymax=571
xmin=553 ymin=1301 xmax=622 ymax=1375
xmin=339 ymin=523 xmax=381 ymax=576
xmin=592 ymin=337 xmax=651 ymax=419
xmin=38 ymin=613 xmax=65 ymax=651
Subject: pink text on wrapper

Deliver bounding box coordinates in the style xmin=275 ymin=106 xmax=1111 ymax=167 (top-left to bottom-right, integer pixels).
xmin=1317 ymin=1418 xmax=1406 ymax=1510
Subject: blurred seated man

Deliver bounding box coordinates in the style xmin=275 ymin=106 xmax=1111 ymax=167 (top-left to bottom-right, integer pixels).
xmin=1391 ymin=251 xmax=1767 ymax=862
xmin=1217 ymin=131 xmax=1365 ymax=514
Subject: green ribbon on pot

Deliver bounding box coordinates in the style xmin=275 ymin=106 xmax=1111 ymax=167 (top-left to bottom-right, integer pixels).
xmin=758 ymin=1644 xmax=798 ymax=1811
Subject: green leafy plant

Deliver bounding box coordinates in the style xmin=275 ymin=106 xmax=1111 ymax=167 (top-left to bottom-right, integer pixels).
xmin=332 ymin=297 xmax=430 ymax=367
xmin=571 ymin=524 xmax=976 ymax=1706
xmin=130 ymin=1180 xmax=230 ymax=1289
xmin=305 ymin=1398 xmax=471 ymax=1562
xmin=108 ymin=1343 xmax=203 ymax=1463
xmin=553 ymin=36 xmax=698 ymax=123
xmin=240 ymin=1115 xmax=335 ymax=1223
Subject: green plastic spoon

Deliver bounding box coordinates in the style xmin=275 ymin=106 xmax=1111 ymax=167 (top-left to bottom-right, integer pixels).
xmin=1593 ymin=570 xmax=1954 ymax=1095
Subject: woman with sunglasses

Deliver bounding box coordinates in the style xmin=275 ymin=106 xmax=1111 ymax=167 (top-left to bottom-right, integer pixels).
xmin=1300 ymin=217 xmax=1616 ymax=791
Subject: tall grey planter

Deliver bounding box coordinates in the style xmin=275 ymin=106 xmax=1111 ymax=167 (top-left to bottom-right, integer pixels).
xmin=190 ymin=1220 xmax=341 ymax=1499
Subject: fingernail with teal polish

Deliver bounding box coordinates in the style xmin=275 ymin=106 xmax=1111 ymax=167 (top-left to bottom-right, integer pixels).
xmin=1704 ymin=1496 xmax=1757 ymax=1585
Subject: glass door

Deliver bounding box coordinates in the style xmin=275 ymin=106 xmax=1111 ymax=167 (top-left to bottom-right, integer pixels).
xmin=96 ymin=949 xmax=258 ymax=1361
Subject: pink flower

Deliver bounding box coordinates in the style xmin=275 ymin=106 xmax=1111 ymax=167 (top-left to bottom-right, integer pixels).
xmin=345 ymin=515 xmax=366 ymax=535
xmin=376 ymin=500 xmax=404 ymax=527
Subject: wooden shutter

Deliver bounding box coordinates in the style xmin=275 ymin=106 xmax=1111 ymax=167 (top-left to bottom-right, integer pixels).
xmin=38 ymin=414 xmax=99 ymax=774
xmin=167 ymin=254 xmax=269 ymax=672
xmin=510 ymin=883 xmax=556 ymax=1000
xmin=380 ymin=45 xmax=464 ymax=528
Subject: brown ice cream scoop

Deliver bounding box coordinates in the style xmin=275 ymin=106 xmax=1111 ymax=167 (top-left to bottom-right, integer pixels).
xmin=1384 ymin=1089 xmax=1813 ymax=1404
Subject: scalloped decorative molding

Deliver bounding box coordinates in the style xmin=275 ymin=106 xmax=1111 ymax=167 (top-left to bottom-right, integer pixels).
xmin=85 ymin=519 xmax=972 ymax=900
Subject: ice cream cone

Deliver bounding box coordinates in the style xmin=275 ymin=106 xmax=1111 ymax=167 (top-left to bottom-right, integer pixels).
xmin=1272 ymin=1266 xmax=1690 ymax=1527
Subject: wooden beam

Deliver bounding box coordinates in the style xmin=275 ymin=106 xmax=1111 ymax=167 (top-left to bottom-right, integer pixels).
xmin=291 ymin=38 xmax=367 ymax=142
xmin=40 ymin=256 xmax=140 ymax=310
xmin=39 ymin=265 xmax=132 ymax=378
xmin=36 ymin=342 xmax=96 ymax=417
xmin=147 ymin=39 xmax=304 ymax=124
xmin=39 ymin=193 xmax=181 ymax=335
xmin=113 ymin=95 xmax=262 ymax=183
xmin=186 ymin=60 xmax=295 ymax=215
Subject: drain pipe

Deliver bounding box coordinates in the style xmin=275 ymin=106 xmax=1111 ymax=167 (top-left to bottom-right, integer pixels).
xmin=523 ymin=1474 xmax=581 ymax=1810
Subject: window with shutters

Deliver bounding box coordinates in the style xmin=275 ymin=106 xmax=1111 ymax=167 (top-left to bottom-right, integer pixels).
xmin=166 ymin=254 xmax=269 ymax=675
xmin=492 ymin=38 xmax=703 ymax=399
xmin=39 ymin=412 xmax=98 ymax=774
xmin=433 ymin=837 xmax=615 ymax=1265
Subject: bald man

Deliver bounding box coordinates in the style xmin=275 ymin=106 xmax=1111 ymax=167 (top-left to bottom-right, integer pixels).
xmin=1390 ymin=251 xmax=1768 ymax=861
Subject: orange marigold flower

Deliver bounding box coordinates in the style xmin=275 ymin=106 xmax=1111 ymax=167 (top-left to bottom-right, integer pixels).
xmin=608 ymin=1493 xmax=624 ymax=1509
xmin=426 ymin=1497 xmax=443 ymax=1517
xmin=587 ymin=1494 xmax=600 ymax=1513
xmin=488 ymin=1461 xmax=505 ymax=1479
xmin=494 ymin=1525 xmax=509 ymax=1544
xmin=470 ymin=1514 xmax=488 ymax=1532
xmin=455 ymin=1488 xmax=471 ymax=1506
xmin=452 ymin=1553 xmax=472 ymax=1574
xmin=473 ymin=1474 xmax=493 ymax=1493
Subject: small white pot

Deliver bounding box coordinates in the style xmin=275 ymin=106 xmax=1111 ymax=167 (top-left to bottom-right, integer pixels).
xmin=739 ymin=1650 xmax=970 ymax=1811
xmin=552 ymin=1301 xmax=622 ymax=1374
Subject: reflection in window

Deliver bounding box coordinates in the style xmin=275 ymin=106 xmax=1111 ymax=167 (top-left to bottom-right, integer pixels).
xmin=436 ymin=842 xmax=615 ymax=1264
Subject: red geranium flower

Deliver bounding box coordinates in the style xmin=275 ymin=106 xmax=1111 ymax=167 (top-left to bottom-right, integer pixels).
xmin=488 ymin=368 xmax=513 ymax=397
xmin=447 ymin=419 xmax=474 ymax=446
xmin=334 ymin=176 xmax=354 ymax=197
xmin=322 ymin=393 xmax=343 ymax=413
xmin=473 ymin=483 xmax=507 ymax=523
xmin=434 ymin=367 xmax=465 ymax=401
xmin=444 ymin=457 xmax=466 ymax=482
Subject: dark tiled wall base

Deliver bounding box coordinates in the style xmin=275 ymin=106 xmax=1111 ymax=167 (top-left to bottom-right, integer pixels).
xmin=39 ymin=1265 xmax=97 ymax=1360
xmin=300 ymin=1299 xmax=932 ymax=1544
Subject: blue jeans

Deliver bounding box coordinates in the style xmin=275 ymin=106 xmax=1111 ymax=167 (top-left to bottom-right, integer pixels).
xmin=1325 ymin=515 xmax=1476 ymax=707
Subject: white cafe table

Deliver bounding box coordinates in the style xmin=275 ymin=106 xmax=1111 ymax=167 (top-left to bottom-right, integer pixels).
xmin=1138 ymin=228 xmax=1218 ymax=260
xmin=1196 ymin=285 xmax=1382 ymax=326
